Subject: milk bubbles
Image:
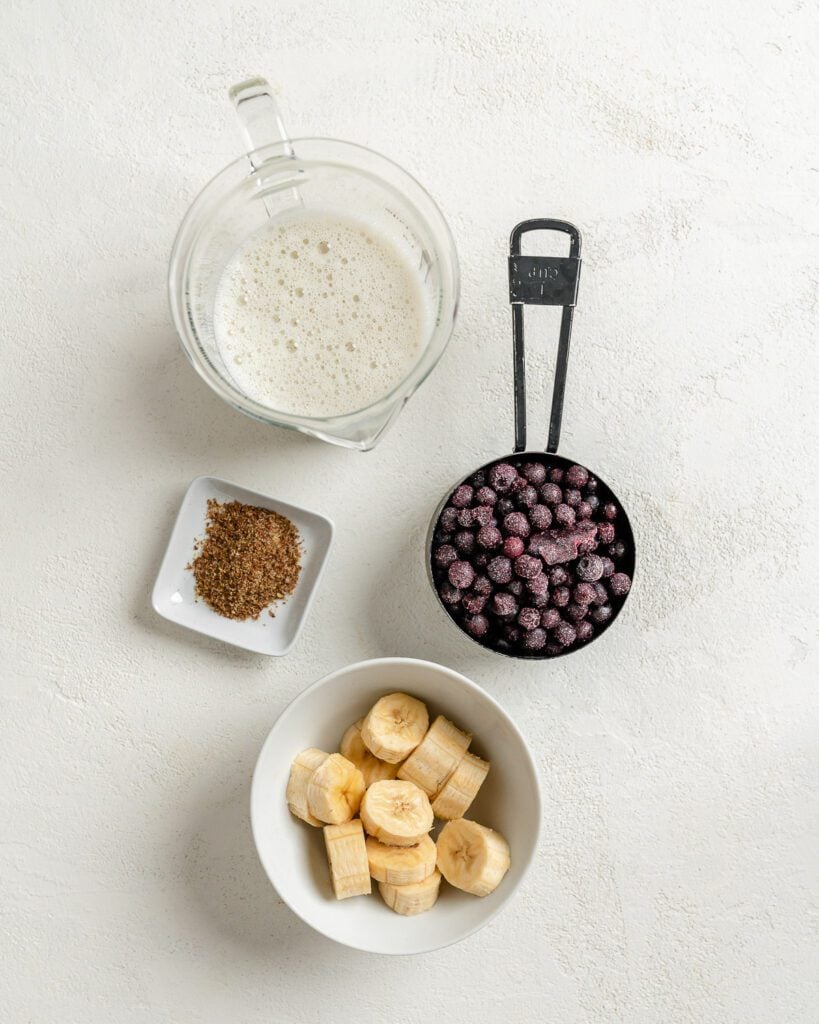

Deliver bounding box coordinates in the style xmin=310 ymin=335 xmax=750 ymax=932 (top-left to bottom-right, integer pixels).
xmin=213 ymin=210 xmax=432 ymax=418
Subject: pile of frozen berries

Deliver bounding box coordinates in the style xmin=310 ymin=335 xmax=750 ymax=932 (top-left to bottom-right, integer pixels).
xmin=430 ymin=457 xmax=633 ymax=657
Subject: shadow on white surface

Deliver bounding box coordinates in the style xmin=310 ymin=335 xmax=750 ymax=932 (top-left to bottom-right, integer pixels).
xmin=182 ymin=778 xmax=327 ymax=956
xmin=365 ymin=522 xmax=494 ymax=674
xmin=136 ymin=338 xmax=319 ymax=465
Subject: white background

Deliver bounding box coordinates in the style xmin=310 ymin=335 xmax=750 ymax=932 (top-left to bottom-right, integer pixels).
xmin=2 ymin=1 xmax=817 ymax=1021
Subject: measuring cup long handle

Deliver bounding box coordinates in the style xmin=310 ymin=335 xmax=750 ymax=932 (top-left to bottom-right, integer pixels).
xmin=509 ymin=219 xmax=581 ymax=455
xmin=229 ymin=77 xmax=294 ymax=169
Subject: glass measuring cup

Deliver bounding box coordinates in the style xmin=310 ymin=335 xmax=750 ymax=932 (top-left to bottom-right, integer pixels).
xmin=169 ymin=78 xmax=460 ymax=450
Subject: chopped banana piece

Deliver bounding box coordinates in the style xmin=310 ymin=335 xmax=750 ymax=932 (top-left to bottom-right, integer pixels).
xmin=436 ymin=819 xmax=510 ymax=897
xmin=324 ymin=820 xmax=371 ymax=899
xmin=361 ymin=693 xmax=429 ymax=764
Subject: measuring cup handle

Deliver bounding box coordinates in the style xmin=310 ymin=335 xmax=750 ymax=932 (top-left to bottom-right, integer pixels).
xmin=508 ymin=220 xmax=582 ymax=454
xmin=229 ymin=77 xmax=294 ymax=167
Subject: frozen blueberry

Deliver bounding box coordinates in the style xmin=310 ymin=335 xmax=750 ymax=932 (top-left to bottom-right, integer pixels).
xmin=433 ymin=544 xmax=458 ymax=568
xmin=548 ymin=467 xmax=565 ymax=484
xmin=517 ymin=607 xmax=541 ymax=631
xmin=488 ymin=463 xmax=519 ymax=493
xmin=530 ymin=589 xmax=549 ymax=608
xmin=565 ymin=464 xmax=589 ymax=488
xmin=473 ymin=505 xmax=495 ymax=527
xmin=433 ymin=529 xmax=452 ymax=546
xmin=475 ymin=486 xmax=497 ymax=506
xmin=514 ymin=554 xmax=543 ymax=580
xmin=509 ymin=474 xmax=527 ymax=493
xmin=515 ymin=485 xmax=539 ymax=509
xmin=439 ymin=582 xmax=462 ymax=605
xmin=457 ymin=508 xmax=475 ymax=528
xmin=576 ymin=555 xmax=604 ymax=582
xmin=608 ymin=540 xmax=627 ymax=559
xmin=584 ymin=476 xmax=598 ymax=494
xmin=476 ymin=524 xmax=503 ymax=550
xmin=451 ymin=484 xmax=474 ymax=509
xmin=575 ymin=619 xmax=594 ymax=642
xmin=597 ymin=521 xmax=616 ymax=545
xmin=590 ymin=603 xmax=613 ymax=625
xmin=448 ymin=560 xmax=475 ymax=589
xmin=502 ymin=624 xmax=522 ymax=645
xmin=609 ymin=572 xmax=632 ymax=596
xmin=469 ymin=470 xmax=487 ymax=489
xmin=573 ymin=582 xmax=597 ymax=606
xmin=540 ymin=607 xmax=561 ymax=630
xmin=503 ymin=511 xmax=531 ymax=538
xmin=454 ymin=530 xmax=475 ymax=555
xmin=527 ymin=573 xmax=549 ymax=598
xmin=473 ymin=575 xmax=493 ymax=596
xmin=554 ymin=503 xmax=576 ymax=527
xmin=464 ymin=614 xmax=490 ymax=638
xmin=521 ymin=627 xmax=547 ymax=651
xmin=540 ymin=482 xmax=563 ymax=506
xmin=507 ymin=579 xmax=524 ymax=598
xmin=487 ymin=556 xmax=513 ymax=584
xmin=521 ymin=462 xmax=547 ymax=485
xmin=462 ymin=591 xmax=487 ymax=615
xmin=545 ymin=641 xmax=564 ymax=656
xmin=549 ymin=566 xmax=569 ymax=586
xmin=503 ymin=535 xmax=525 ymax=559
xmin=600 ymin=557 xmax=615 ymax=578
xmin=566 ymin=602 xmax=587 ymax=622
xmin=603 ymin=502 xmax=618 ymax=521
xmin=553 ymin=620 xmax=577 ymax=647
xmin=585 ymin=493 xmax=600 ymax=513
xmin=439 ymin=507 xmax=458 ymax=532
xmin=576 ymin=501 xmax=593 ymax=520
xmin=551 ymin=585 xmax=570 ymax=607
xmin=527 ymin=532 xmax=546 ymax=557
xmin=529 ymin=504 xmax=552 ymax=530
xmin=575 ymin=531 xmax=598 ymax=555
xmin=496 ymin=497 xmax=515 ymax=518
xmin=592 ymin=582 xmax=608 ymax=605
xmin=564 ymin=488 xmax=582 ymax=507
xmin=492 ymin=592 xmax=519 ymax=618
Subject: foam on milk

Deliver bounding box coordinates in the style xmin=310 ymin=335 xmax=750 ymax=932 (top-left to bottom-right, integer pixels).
xmin=213 ymin=209 xmax=432 ymax=418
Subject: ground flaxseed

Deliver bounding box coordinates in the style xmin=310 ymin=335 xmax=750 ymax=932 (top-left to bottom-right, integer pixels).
xmin=189 ymin=499 xmax=302 ymax=621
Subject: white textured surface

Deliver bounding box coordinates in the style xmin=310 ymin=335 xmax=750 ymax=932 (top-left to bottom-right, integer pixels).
xmin=2 ymin=1 xmax=817 ymax=1021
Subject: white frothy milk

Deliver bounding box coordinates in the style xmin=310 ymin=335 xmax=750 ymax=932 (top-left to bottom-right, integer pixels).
xmin=213 ymin=210 xmax=432 ymax=418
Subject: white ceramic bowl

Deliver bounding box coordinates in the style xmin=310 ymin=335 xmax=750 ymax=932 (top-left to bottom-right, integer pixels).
xmin=251 ymin=658 xmax=541 ymax=954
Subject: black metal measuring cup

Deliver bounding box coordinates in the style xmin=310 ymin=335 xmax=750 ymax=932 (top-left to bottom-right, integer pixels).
xmin=426 ymin=219 xmax=635 ymax=659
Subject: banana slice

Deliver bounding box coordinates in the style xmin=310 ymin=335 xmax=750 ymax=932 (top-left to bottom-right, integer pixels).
xmin=431 ymin=752 xmax=490 ymax=820
xmin=360 ymin=779 xmax=434 ymax=846
xmin=307 ymin=753 xmax=366 ymax=824
xmin=366 ymin=834 xmax=437 ymax=885
xmin=324 ymin=819 xmax=371 ymax=899
xmin=436 ymin=819 xmax=511 ymax=897
xmin=340 ymin=719 xmax=401 ymax=787
xmin=286 ymin=748 xmax=330 ymax=826
xmin=397 ymin=715 xmax=471 ymax=797
xmin=379 ymin=869 xmax=441 ymax=916
xmin=361 ymin=693 xmax=429 ymax=764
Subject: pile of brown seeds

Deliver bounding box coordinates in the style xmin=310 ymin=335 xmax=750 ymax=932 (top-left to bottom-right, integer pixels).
xmin=189 ymin=500 xmax=302 ymax=621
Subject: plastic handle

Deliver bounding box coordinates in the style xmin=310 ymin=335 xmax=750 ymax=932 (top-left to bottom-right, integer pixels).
xmin=229 ymin=77 xmax=294 ymax=170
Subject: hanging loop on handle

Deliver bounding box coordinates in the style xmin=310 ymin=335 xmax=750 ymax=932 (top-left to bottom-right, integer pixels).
xmin=508 ymin=219 xmax=582 ymax=454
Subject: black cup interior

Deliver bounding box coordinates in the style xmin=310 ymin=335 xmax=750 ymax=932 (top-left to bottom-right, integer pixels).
xmin=427 ymin=452 xmax=635 ymax=660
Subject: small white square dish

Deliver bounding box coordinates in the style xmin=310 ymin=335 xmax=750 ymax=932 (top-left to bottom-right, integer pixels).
xmin=152 ymin=476 xmax=333 ymax=655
